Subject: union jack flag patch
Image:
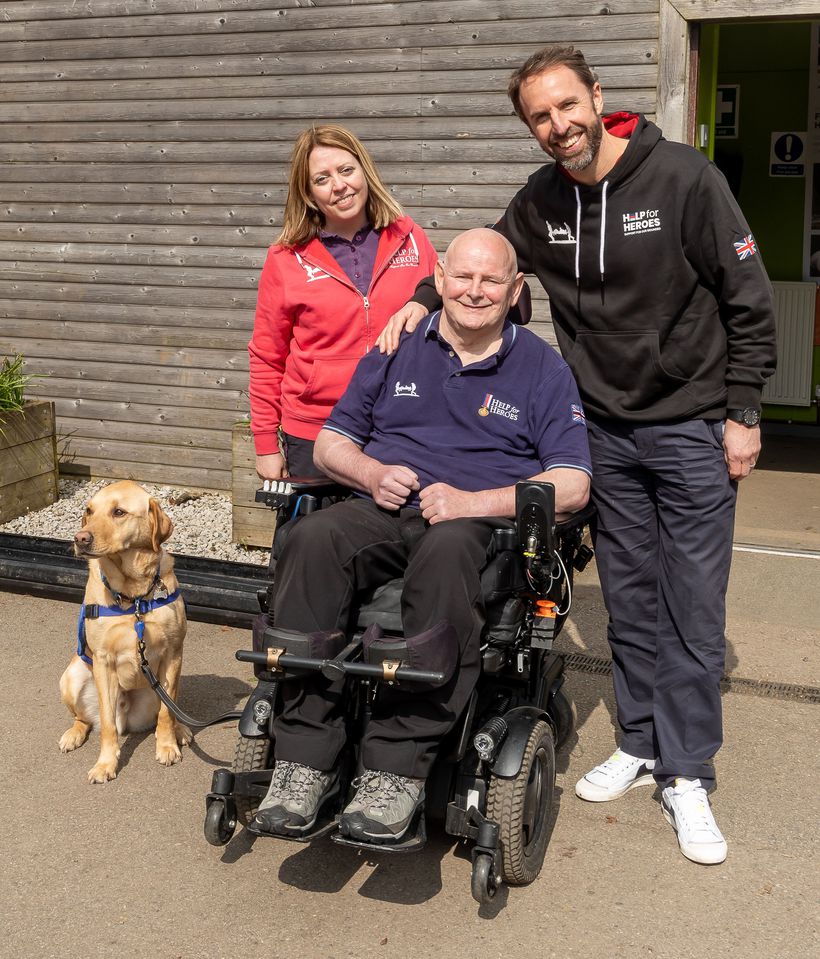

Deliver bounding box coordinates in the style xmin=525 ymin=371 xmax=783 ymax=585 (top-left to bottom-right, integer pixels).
xmin=733 ymin=234 xmax=757 ymax=260
xmin=571 ymin=404 xmax=586 ymax=424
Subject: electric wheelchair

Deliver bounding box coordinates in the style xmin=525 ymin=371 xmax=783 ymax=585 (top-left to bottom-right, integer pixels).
xmin=204 ymin=477 xmax=594 ymax=904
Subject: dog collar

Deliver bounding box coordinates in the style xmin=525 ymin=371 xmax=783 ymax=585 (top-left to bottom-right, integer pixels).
xmin=98 ymin=559 xmax=170 ymax=608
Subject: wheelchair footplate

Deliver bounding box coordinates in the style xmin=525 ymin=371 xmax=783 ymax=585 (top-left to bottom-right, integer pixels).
xmin=247 ymin=817 xmax=340 ymax=844
xmin=331 ymin=805 xmax=427 ymax=854
xmin=246 ymin=792 xmax=344 ymax=844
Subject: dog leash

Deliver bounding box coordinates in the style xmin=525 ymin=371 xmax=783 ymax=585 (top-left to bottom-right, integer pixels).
xmin=78 ymin=566 xmax=242 ymax=730
xmin=135 ymin=623 xmax=242 ymax=731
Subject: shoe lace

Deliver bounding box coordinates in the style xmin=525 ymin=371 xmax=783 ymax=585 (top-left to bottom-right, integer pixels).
xmin=676 ymin=782 xmax=719 ymax=835
xmin=598 ymin=751 xmax=636 ymax=774
xmin=272 ymin=763 xmax=318 ymax=801
xmin=353 ymin=771 xmax=413 ymax=811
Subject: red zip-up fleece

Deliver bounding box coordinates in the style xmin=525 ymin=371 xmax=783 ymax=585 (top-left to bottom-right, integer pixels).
xmin=248 ymin=215 xmax=438 ymax=454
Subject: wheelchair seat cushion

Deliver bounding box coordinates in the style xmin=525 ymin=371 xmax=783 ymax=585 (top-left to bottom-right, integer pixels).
xmin=356 ymin=548 xmax=525 ymax=633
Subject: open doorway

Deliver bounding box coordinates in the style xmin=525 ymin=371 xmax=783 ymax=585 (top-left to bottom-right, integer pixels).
xmin=695 ymin=20 xmax=819 ymax=425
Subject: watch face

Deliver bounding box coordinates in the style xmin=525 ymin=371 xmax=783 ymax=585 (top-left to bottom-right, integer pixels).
xmin=742 ymin=409 xmax=761 ymax=426
xmin=727 ymin=408 xmax=761 ymax=426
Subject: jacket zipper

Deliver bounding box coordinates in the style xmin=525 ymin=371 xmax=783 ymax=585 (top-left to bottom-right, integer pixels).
xmin=300 ymin=229 xmax=410 ymax=352
xmin=362 ymin=294 xmax=371 ymax=348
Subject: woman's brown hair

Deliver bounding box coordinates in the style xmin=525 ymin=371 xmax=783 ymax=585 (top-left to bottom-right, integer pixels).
xmin=277 ymin=124 xmax=404 ymax=248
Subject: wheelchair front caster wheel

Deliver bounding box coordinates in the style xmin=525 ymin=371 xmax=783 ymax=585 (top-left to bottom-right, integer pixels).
xmin=471 ymin=853 xmax=499 ymax=905
xmin=204 ymin=799 xmax=236 ymax=847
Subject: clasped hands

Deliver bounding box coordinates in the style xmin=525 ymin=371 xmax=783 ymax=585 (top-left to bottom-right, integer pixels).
xmin=369 ymin=464 xmax=481 ymax=523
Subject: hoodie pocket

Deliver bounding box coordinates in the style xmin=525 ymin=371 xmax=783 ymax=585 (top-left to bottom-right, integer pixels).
xmin=299 ymin=355 xmax=360 ymax=408
xmin=568 ymin=331 xmax=687 ymax=412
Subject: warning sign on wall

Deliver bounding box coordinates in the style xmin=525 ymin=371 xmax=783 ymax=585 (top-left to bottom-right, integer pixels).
xmin=770 ymin=132 xmax=806 ymax=177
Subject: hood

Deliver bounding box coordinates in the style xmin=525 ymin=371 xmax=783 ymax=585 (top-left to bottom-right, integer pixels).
xmin=602 ymin=113 xmax=664 ymax=188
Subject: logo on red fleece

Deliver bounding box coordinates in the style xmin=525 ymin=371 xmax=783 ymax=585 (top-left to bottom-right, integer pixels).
xmin=389 ymin=233 xmax=421 ymax=269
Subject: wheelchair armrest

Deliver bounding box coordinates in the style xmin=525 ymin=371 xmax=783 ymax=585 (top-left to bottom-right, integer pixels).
xmin=555 ymin=502 xmax=596 ymax=536
xmin=254 ymin=475 xmax=348 ymax=510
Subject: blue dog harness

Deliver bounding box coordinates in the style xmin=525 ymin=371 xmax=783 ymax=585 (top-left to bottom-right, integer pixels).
xmin=76 ymin=567 xmax=181 ymax=667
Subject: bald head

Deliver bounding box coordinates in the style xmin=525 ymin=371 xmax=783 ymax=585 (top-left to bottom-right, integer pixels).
xmin=434 ymin=227 xmax=525 ymax=345
xmin=443 ymin=228 xmax=519 ymax=279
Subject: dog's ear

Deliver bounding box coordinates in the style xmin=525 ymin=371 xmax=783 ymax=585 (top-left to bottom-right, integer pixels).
xmin=148 ymin=498 xmax=174 ymax=551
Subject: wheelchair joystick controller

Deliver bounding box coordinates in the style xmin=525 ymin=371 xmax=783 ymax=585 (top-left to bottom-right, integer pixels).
xmin=515 ymin=481 xmax=556 ymax=576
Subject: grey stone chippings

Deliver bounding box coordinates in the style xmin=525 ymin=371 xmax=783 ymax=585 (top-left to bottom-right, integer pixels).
xmin=0 ymin=478 xmax=271 ymax=566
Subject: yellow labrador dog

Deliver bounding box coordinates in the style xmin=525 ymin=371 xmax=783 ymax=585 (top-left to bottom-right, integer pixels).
xmin=59 ymin=481 xmax=191 ymax=783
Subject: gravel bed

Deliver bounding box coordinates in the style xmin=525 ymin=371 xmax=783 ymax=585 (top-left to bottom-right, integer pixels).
xmin=0 ymin=478 xmax=271 ymax=567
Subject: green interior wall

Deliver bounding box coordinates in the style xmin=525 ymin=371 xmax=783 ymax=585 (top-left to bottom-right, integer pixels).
xmin=697 ymin=24 xmax=720 ymax=161
xmin=713 ymin=22 xmax=817 ymax=424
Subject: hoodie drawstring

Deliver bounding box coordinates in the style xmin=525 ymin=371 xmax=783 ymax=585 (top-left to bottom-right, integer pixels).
xmin=600 ymin=180 xmax=609 ymax=287
xmin=574 ymin=185 xmax=581 ymax=287
xmin=573 ymin=180 xmax=609 ymax=293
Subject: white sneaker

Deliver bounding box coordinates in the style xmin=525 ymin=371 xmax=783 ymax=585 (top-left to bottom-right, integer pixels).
xmin=575 ymin=749 xmax=656 ymax=802
xmin=661 ymin=778 xmax=727 ymax=865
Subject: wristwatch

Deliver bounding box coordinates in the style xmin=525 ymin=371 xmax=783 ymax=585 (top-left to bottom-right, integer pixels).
xmin=726 ymin=408 xmax=761 ymax=427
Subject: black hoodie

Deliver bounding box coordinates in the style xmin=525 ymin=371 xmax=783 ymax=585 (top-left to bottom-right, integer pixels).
xmin=416 ymin=114 xmax=776 ymax=423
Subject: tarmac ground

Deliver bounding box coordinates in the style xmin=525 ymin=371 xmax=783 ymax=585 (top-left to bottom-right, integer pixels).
xmin=2 ymin=435 xmax=818 ymax=959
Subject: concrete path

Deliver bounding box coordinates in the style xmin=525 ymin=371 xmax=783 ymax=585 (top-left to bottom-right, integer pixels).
xmin=2 ymin=566 xmax=817 ymax=959
xmin=3 ymin=432 xmax=818 ymax=958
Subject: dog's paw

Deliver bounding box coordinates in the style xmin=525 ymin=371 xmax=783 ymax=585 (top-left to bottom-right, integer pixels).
xmin=156 ymin=741 xmax=183 ymax=766
xmin=176 ymin=723 xmax=193 ymax=747
xmin=59 ymin=726 xmax=88 ymax=753
xmin=87 ymin=761 xmax=118 ymax=784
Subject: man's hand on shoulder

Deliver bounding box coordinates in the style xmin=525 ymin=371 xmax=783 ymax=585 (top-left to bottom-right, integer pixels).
xmin=376 ymin=301 xmax=428 ymax=354
xmin=419 ymin=483 xmax=485 ymax=524
xmin=723 ymin=420 xmax=761 ymax=481
xmin=370 ymin=464 xmax=420 ymax=509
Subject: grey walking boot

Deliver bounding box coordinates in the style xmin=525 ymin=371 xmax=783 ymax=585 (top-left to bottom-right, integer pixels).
xmin=250 ymin=760 xmax=339 ymax=837
xmin=339 ymin=769 xmax=425 ymax=843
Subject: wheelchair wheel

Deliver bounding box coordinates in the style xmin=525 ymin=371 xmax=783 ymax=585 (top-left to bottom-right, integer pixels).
xmin=204 ymin=798 xmax=236 ymax=847
xmin=471 ymin=853 xmax=499 ymax=905
xmin=233 ymin=733 xmax=272 ymax=827
xmin=549 ymin=687 xmax=576 ymax=752
xmin=486 ymin=719 xmax=555 ymax=885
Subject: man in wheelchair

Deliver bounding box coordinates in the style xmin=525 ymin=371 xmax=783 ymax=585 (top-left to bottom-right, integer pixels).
xmin=251 ymin=229 xmax=592 ymax=843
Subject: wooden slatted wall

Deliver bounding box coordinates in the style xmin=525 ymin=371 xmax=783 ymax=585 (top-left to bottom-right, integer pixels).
xmin=0 ymin=0 xmax=659 ymax=492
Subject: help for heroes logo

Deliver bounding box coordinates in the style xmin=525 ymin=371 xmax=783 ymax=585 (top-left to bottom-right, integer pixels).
xmin=622 ymin=208 xmax=662 ymax=236
xmin=478 ymin=393 xmax=519 ymax=421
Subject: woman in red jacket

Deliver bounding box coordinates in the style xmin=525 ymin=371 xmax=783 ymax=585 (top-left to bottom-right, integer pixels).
xmin=248 ymin=124 xmax=438 ymax=481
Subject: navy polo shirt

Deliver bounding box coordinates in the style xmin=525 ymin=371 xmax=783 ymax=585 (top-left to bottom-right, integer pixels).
xmin=324 ymin=312 xmax=592 ymax=506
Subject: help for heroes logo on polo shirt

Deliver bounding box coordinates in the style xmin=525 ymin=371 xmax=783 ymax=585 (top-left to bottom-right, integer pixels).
xmin=478 ymin=393 xmax=520 ymax=421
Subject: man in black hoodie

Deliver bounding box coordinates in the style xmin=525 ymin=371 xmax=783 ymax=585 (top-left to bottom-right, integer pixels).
xmin=382 ymin=45 xmax=776 ymax=866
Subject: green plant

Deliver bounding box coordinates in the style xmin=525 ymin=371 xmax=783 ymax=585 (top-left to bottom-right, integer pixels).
xmin=0 ymin=353 xmax=37 ymax=413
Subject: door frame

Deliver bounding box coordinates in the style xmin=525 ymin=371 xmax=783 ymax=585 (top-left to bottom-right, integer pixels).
xmin=657 ymin=0 xmax=820 ymax=143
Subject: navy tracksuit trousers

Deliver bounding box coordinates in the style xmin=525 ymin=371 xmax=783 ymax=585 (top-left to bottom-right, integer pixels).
xmin=586 ymin=417 xmax=737 ymax=789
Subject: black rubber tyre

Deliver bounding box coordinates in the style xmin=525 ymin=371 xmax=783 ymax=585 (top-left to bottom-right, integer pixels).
xmin=549 ymin=687 xmax=576 ymax=752
xmin=204 ymin=799 xmax=235 ymax=846
xmin=486 ymin=719 xmax=555 ymax=885
xmin=470 ymin=853 xmax=497 ymax=905
xmin=232 ymin=733 xmax=273 ymax=827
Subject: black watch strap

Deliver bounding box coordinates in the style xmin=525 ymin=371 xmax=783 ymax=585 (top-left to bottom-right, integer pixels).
xmin=726 ymin=408 xmax=761 ymax=427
